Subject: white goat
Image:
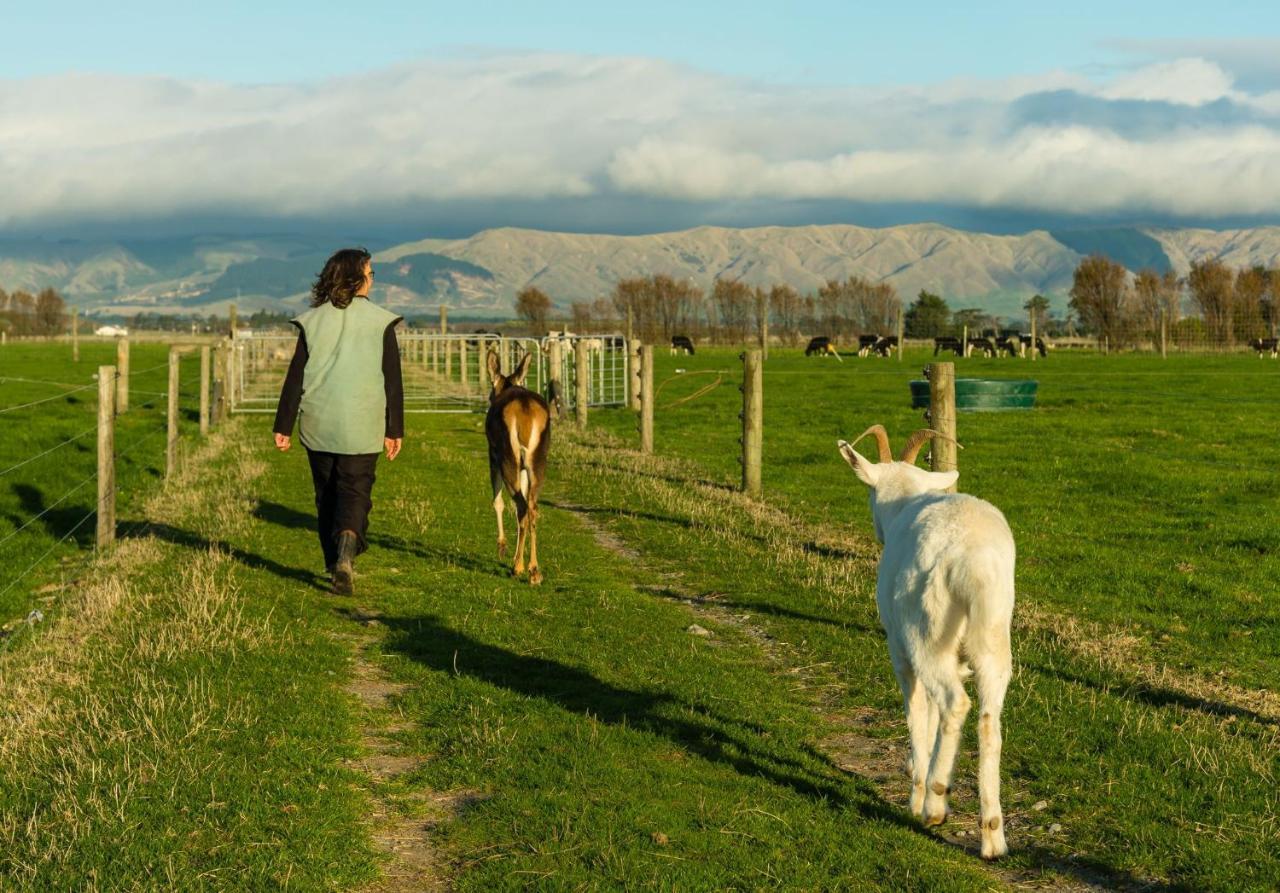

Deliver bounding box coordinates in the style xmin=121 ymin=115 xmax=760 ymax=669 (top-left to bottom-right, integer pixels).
xmin=837 ymin=425 xmax=1014 ymax=859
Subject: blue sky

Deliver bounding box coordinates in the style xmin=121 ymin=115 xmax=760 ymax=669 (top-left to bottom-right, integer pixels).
xmin=7 ymin=1 xmax=1276 ymax=87
xmin=4 ymin=3 xmax=1280 ymax=235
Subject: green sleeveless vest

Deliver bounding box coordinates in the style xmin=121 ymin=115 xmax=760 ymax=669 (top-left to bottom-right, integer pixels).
xmin=293 ymin=298 xmax=402 ymax=455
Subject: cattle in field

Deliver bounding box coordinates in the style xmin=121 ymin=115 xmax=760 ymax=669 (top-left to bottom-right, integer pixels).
xmin=671 ymin=335 xmax=695 ymax=355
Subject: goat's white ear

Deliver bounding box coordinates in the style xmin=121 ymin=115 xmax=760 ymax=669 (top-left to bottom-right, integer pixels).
xmin=924 ymin=470 xmax=959 ymax=491
xmin=837 ymin=440 xmax=879 ymax=487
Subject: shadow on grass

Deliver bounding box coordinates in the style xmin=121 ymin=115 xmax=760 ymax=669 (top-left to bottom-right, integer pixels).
xmin=634 ymin=584 xmax=873 ymax=634
xmin=253 ymin=499 xmax=511 ymax=579
xmin=1024 ymin=657 xmax=1278 ymax=729
xmin=9 ymin=483 xmax=97 ymax=548
xmin=565 ymin=456 xmax=738 ymax=494
xmin=373 ymin=612 xmax=907 ymax=823
xmin=120 ymin=521 xmax=329 ymax=591
xmin=540 ymin=498 xmax=697 ymax=532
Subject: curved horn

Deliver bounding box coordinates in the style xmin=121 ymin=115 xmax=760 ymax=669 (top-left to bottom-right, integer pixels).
xmin=850 ymin=424 xmax=893 ymax=464
xmin=899 ymin=428 xmax=964 ymax=465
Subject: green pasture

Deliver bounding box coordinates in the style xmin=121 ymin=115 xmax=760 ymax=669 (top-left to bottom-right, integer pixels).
xmin=1 ymin=341 xmax=1277 ymax=890
xmin=0 ymin=341 xmax=204 ymax=624
xmin=596 ymin=347 xmax=1280 ymax=695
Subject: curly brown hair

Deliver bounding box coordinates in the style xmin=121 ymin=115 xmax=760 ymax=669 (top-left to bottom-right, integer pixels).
xmin=310 ymin=247 xmax=371 ymax=309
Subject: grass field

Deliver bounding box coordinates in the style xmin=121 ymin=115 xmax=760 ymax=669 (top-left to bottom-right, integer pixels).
xmin=0 ymin=342 xmax=203 ymax=624
xmin=1 ymin=342 xmax=1277 ymax=891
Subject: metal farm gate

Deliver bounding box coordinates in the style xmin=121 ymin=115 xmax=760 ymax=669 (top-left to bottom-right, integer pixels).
xmin=229 ymin=330 xmax=629 ymax=415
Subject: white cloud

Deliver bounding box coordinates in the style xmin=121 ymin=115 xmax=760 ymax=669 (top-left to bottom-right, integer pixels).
xmin=1 ymin=52 xmax=1279 ymax=227
xmin=1098 ymin=58 xmax=1236 ymax=106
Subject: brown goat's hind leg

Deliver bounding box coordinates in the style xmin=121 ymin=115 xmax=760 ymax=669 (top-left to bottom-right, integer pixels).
xmin=512 ymin=494 xmax=528 ymax=577
xmin=527 ymin=503 xmax=542 ymax=585
xmin=491 ymin=467 xmax=507 ymax=559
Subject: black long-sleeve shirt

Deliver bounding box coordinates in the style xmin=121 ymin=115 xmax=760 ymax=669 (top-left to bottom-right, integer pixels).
xmin=273 ymin=321 xmax=404 ymax=440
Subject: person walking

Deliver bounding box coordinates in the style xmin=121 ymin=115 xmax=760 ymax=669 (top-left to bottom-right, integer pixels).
xmin=273 ymin=247 xmax=404 ymax=594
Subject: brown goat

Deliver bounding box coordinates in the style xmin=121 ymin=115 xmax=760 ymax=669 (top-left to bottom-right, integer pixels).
xmin=485 ymin=350 xmax=551 ymax=585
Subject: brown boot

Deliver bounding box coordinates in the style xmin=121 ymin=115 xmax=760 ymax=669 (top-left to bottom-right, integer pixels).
xmin=332 ymin=530 xmax=358 ymax=595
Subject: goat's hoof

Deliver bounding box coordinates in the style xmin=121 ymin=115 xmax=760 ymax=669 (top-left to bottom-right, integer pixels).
xmin=923 ymin=811 xmax=947 ymax=828
xmin=513 ymin=565 xmax=525 ymax=578
xmin=981 ymin=837 xmax=1008 ymax=861
xmin=497 ymin=542 xmax=507 ymax=559
xmin=529 ymin=569 xmax=543 ymax=586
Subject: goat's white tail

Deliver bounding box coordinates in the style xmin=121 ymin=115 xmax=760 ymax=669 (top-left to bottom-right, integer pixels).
xmin=518 ymin=447 xmax=531 ymax=499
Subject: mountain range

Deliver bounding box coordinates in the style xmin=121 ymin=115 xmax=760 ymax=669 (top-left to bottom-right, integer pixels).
xmin=3 ymin=223 xmax=1279 ymax=319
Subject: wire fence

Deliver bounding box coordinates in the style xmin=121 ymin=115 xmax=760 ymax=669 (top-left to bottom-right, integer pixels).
xmin=0 ymin=345 xmax=206 ymax=642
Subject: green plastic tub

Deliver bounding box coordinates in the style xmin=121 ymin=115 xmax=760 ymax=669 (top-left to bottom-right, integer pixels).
xmin=909 ymin=378 xmax=1038 ymax=411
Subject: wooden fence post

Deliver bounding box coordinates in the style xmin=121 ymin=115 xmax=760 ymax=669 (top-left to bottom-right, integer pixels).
xmin=640 ymin=345 xmax=654 ymax=454
xmin=1030 ymin=309 xmax=1038 ymax=363
xmin=228 ymin=303 xmax=238 ymax=339
xmin=1160 ymin=308 xmax=1168 ymax=359
xmin=575 ymin=340 xmax=589 ymax=428
xmin=439 ymin=305 xmax=448 ymax=334
xmin=741 ymin=349 xmax=763 ymax=499
xmin=459 ymin=339 xmax=469 ymax=392
xmin=445 ymin=337 xmax=454 ymax=380
xmin=759 ymin=306 xmax=769 ymax=361
xmin=97 ymin=365 xmax=116 ymax=548
xmin=212 ymin=341 xmax=226 ymax=424
xmin=115 ymin=338 xmax=130 ymax=414
xmin=896 ymin=304 xmax=905 ymax=362
xmin=927 ymin=362 xmax=957 ymax=493
xmin=199 ymin=345 xmax=210 ymax=435
xmin=72 ymin=307 xmax=79 ymax=362
xmin=628 ymin=341 xmax=642 ymax=411
xmin=166 ymin=347 xmax=180 ymax=480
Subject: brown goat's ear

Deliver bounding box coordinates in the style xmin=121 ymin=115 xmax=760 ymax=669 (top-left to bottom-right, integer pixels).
xmin=486 ymin=350 xmax=502 ymax=386
xmin=511 ymin=351 xmax=532 ymax=386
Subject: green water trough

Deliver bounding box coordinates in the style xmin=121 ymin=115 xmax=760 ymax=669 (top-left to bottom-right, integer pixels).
xmin=909 ymin=378 xmax=1038 ymax=411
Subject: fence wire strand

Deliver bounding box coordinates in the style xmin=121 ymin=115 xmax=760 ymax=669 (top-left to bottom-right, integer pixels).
xmin=0 ymin=424 xmax=98 ymax=480
xmin=0 ymin=467 xmax=98 ymax=551
xmin=0 ymin=380 xmax=99 ymax=415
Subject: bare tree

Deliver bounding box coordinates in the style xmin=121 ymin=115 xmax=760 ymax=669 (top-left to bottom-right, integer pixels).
xmin=1069 ymin=255 xmax=1130 ymax=346
xmin=1233 ymin=265 xmax=1268 ymax=342
xmin=765 ymin=284 xmax=800 ymax=344
xmin=514 ymin=285 xmax=552 ymax=333
xmin=570 ymin=301 xmax=593 ymax=333
xmin=1187 ymin=258 xmax=1235 ymax=344
xmin=712 ymin=278 xmax=752 ymax=343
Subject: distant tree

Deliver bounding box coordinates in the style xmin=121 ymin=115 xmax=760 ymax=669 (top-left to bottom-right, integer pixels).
xmin=1187 ymin=258 xmax=1235 ymax=343
xmin=1022 ymin=294 xmax=1050 ymax=334
xmin=1233 ymin=265 xmax=1267 ymax=342
xmin=515 ymin=286 xmax=552 ymax=332
xmin=904 ymin=290 xmax=951 ymax=337
xmin=7 ymin=290 xmax=36 ymax=335
xmin=952 ymin=307 xmax=990 ymax=336
xmin=610 ymin=277 xmax=646 ymax=338
xmin=652 ymin=274 xmax=702 ymax=341
xmin=767 ymin=284 xmax=803 ymax=345
xmin=569 ymin=301 xmax=593 ymax=332
xmin=1262 ymin=268 xmax=1280 ymax=337
xmin=1069 ymin=254 xmax=1130 ymax=344
xmin=712 ymin=279 xmax=752 ymax=343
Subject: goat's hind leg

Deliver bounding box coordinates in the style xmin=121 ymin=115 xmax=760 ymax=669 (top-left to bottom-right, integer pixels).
xmin=973 ymin=643 xmax=1012 ymax=859
xmin=511 ymin=492 xmax=529 ymax=577
xmin=890 ymin=651 xmax=931 ymax=819
xmin=491 ymin=466 xmax=507 ymax=559
xmin=920 ymin=660 xmax=970 ymax=828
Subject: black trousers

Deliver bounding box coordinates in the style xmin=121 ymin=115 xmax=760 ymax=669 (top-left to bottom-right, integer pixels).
xmin=305 ymin=449 xmax=379 ymax=568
